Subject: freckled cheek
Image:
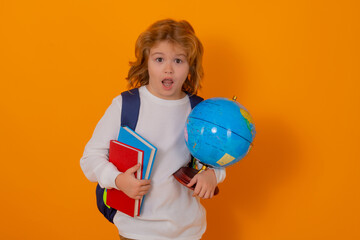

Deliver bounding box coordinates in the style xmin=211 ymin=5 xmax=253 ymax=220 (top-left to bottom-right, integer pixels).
xmin=180 ymin=68 xmax=190 ymax=80
xmin=148 ymin=64 xmax=161 ymax=78
xmin=175 ymin=64 xmax=189 ymax=75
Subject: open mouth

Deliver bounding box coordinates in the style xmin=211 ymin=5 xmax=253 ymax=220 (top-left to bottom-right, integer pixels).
xmin=162 ymin=79 xmax=174 ymax=88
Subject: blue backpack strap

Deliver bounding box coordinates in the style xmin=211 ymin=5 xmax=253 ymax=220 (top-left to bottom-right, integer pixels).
xmin=186 ymin=93 xmax=203 ymax=168
xmin=188 ymin=94 xmax=203 ymax=109
xmin=121 ymin=88 xmax=140 ymax=130
xmin=95 ymin=88 xmax=140 ymax=224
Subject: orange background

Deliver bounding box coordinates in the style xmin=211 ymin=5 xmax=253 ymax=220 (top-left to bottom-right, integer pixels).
xmin=1 ymin=0 xmax=359 ymax=239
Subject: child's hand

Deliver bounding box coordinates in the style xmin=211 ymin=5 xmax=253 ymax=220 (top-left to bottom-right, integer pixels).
xmin=187 ymin=168 xmax=217 ymax=199
xmin=115 ymin=164 xmax=151 ymax=200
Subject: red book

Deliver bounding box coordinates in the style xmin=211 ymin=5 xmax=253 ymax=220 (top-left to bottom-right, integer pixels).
xmin=106 ymin=140 xmax=144 ymax=217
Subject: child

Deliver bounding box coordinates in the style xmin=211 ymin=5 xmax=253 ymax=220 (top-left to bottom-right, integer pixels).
xmin=80 ymin=19 xmax=226 ymax=240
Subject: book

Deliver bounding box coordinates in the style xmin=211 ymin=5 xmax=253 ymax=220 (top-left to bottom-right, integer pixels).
xmin=106 ymin=140 xmax=144 ymax=217
xmin=118 ymin=126 xmax=157 ymax=180
xmin=118 ymin=126 xmax=157 ymax=213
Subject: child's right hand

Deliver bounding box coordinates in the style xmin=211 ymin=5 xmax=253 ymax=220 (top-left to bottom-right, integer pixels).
xmin=115 ymin=164 xmax=151 ymax=200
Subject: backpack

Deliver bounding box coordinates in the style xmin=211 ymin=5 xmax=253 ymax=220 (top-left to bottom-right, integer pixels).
xmin=95 ymin=88 xmax=204 ymax=223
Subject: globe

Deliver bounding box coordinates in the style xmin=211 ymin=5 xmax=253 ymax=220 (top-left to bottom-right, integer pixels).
xmin=185 ymin=97 xmax=256 ymax=168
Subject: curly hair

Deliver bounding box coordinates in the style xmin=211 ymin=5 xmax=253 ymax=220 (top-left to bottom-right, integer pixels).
xmin=126 ymin=19 xmax=204 ymax=95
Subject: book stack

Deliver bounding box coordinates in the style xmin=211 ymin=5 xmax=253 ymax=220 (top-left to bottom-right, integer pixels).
xmin=106 ymin=126 xmax=157 ymax=217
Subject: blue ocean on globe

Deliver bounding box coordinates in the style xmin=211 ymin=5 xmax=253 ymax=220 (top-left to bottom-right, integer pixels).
xmin=185 ymin=97 xmax=256 ymax=168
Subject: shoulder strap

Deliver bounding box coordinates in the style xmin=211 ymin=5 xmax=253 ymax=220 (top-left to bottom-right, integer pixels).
xmin=121 ymin=88 xmax=140 ymax=131
xmin=188 ymin=94 xmax=204 ymax=109
xmin=95 ymin=88 xmax=141 ymax=224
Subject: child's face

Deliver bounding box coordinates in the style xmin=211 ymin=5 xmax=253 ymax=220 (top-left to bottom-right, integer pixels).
xmin=147 ymin=40 xmax=189 ymax=100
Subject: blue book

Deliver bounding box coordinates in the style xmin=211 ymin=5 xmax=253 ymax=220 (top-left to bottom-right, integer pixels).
xmin=117 ymin=126 xmax=157 ymax=181
xmin=117 ymin=126 xmax=157 ymax=214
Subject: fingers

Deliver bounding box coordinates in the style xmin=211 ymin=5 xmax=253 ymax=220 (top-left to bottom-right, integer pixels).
xmin=126 ymin=163 xmax=141 ymax=174
xmin=199 ymin=187 xmax=208 ymax=199
xmin=127 ymin=182 xmax=151 ymax=199
xmin=134 ymin=191 xmax=148 ymax=199
xmin=139 ymin=182 xmax=151 ymax=192
xmin=190 ymin=169 xmax=217 ymax=199
xmin=207 ymin=190 xmax=214 ymax=199
xmin=194 ymin=188 xmax=214 ymax=199
xmin=134 ymin=189 xmax=150 ymax=200
xmin=192 ymin=182 xmax=215 ymax=199
xmin=187 ymin=175 xmax=198 ymax=188
xmin=193 ymin=185 xmax=206 ymax=198
xmin=131 ymin=179 xmax=151 ymax=198
xmin=140 ymin=179 xmax=151 ymax=186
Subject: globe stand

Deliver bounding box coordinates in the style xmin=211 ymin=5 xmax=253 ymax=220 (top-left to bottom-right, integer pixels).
xmin=173 ymin=165 xmax=219 ymax=195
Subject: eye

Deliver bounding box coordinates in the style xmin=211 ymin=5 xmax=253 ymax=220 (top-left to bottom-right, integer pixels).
xmin=155 ymin=57 xmax=164 ymax=62
xmin=175 ymin=58 xmax=182 ymax=64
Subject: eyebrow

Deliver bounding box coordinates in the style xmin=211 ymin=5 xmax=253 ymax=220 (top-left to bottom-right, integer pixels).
xmin=151 ymin=52 xmax=187 ymax=57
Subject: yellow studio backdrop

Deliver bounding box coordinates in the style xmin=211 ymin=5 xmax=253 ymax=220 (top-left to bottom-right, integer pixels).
xmin=1 ymin=0 xmax=359 ymax=239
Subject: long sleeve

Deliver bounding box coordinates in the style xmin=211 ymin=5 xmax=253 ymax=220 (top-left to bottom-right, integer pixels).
xmin=213 ymin=168 xmax=226 ymax=184
xmin=80 ymin=97 xmax=122 ymax=189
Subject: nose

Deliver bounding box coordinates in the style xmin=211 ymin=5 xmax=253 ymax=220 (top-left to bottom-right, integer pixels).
xmin=164 ymin=62 xmax=173 ymax=74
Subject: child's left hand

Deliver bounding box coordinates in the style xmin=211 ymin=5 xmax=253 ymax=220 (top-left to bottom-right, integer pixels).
xmin=187 ymin=168 xmax=217 ymax=199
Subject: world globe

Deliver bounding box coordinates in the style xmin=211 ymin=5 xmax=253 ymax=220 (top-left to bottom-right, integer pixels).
xmin=185 ymin=97 xmax=256 ymax=168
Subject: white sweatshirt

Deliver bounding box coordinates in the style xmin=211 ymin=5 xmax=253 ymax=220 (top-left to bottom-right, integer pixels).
xmin=80 ymin=86 xmax=226 ymax=240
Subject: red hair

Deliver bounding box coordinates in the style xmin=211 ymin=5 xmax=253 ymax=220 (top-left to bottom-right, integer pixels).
xmin=126 ymin=19 xmax=204 ymax=95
